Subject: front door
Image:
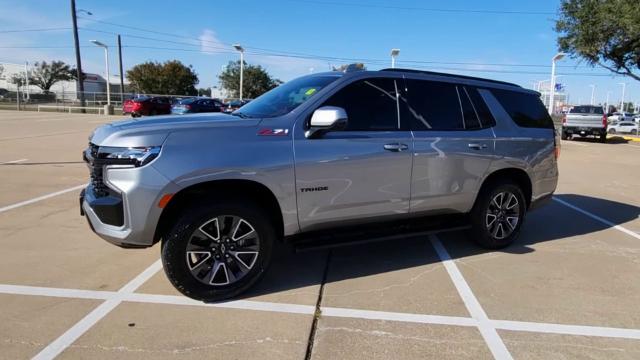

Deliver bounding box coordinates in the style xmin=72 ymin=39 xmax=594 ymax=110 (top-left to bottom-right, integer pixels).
xmin=294 ymin=78 xmax=413 ymax=231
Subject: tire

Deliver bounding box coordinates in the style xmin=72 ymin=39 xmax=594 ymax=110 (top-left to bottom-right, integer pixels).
xmin=599 ymin=133 xmax=607 ymax=143
xmin=161 ymin=199 xmax=275 ymax=301
xmin=561 ymin=132 xmax=568 ymax=140
xmin=608 ymin=128 xmax=616 ymax=134
xmin=468 ymin=180 xmax=527 ymax=249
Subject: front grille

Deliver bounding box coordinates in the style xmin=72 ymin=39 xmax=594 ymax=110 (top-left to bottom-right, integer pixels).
xmin=83 ymin=143 xmax=110 ymax=197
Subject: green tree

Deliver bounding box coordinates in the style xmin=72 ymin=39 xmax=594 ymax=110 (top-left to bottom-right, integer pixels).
xmin=556 ymin=0 xmax=640 ymax=81
xmin=197 ymin=87 xmax=211 ymax=97
xmin=218 ymin=61 xmax=281 ymax=99
xmin=28 ymin=61 xmax=77 ymax=93
xmin=126 ymin=60 xmax=198 ymax=95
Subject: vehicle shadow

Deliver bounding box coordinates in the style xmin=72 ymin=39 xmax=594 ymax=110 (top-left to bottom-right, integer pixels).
xmin=569 ymin=136 xmax=630 ymax=144
xmin=238 ymin=194 xmax=640 ymax=300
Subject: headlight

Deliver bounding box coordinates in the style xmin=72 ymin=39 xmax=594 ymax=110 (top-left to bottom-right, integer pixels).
xmin=97 ymin=146 xmax=161 ymax=167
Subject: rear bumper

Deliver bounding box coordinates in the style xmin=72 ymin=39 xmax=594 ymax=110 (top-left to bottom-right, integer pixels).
xmin=562 ymin=126 xmax=606 ymax=136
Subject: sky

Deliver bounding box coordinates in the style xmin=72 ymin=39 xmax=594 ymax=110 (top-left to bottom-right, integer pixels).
xmin=0 ymin=0 xmax=637 ymax=105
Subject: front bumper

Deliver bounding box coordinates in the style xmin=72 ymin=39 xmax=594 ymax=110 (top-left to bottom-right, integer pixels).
xmin=80 ymin=163 xmax=176 ymax=248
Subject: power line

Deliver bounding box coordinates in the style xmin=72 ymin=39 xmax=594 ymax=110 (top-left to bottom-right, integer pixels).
xmin=0 ymin=27 xmax=71 ymax=33
xmin=287 ymin=0 xmax=556 ymax=15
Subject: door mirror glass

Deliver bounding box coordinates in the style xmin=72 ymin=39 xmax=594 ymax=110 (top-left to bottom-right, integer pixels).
xmin=306 ymin=106 xmax=348 ymax=138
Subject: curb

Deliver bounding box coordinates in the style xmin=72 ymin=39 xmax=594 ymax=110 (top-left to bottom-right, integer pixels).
xmin=607 ymin=135 xmax=640 ymax=142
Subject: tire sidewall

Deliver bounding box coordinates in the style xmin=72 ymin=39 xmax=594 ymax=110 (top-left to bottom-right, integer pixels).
xmin=470 ymin=182 xmax=526 ymax=249
xmin=161 ymin=202 xmax=274 ymax=301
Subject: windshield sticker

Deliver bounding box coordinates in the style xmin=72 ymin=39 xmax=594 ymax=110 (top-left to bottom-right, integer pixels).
xmin=305 ymin=88 xmax=317 ymax=96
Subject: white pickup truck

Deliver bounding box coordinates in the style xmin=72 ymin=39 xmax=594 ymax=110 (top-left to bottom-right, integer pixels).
xmin=561 ymin=105 xmax=607 ymax=143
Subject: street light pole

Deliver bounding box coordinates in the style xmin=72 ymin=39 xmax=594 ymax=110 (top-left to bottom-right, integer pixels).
xmin=117 ymin=34 xmax=124 ymax=104
xmin=390 ymin=48 xmax=400 ymax=68
xmin=233 ymin=44 xmax=244 ymax=101
xmin=549 ymin=52 xmax=565 ymax=114
xmin=24 ymin=61 xmax=30 ymax=101
xmin=90 ymin=40 xmax=110 ymax=107
xmin=589 ymin=85 xmax=595 ymax=105
xmin=70 ymin=0 xmax=86 ymax=109
xmin=619 ymin=82 xmax=626 ymax=112
xmin=605 ymin=91 xmax=611 ymax=113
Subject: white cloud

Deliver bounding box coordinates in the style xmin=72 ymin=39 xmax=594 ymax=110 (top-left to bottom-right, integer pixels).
xmin=199 ymin=29 xmax=227 ymax=55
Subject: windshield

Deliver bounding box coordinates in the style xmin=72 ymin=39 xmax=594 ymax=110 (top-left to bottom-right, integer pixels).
xmin=570 ymin=105 xmax=603 ymax=114
xmin=234 ymin=75 xmax=340 ymax=118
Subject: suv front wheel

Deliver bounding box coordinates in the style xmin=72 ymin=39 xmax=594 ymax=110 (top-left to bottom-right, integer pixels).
xmin=469 ymin=181 xmax=527 ymax=249
xmin=161 ymin=200 xmax=274 ymax=301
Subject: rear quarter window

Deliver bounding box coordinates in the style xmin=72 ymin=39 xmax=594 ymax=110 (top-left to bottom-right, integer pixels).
xmin=492 ymin=89 xmax=554 ymax=129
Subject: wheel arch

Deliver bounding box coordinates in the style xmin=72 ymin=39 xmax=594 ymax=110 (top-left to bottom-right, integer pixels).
xmin=153 ymin=179 xmax=285 ymax=245
xmin=474 ymin=168 xmax=533 ymax=210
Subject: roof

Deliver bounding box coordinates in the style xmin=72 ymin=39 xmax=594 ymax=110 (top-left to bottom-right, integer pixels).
xmin=379 ymin=68 xmax=521 ymax=88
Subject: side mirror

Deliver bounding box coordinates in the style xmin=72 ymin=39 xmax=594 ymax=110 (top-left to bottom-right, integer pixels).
xmin=305 ymin=106 xmax=348 ymax=139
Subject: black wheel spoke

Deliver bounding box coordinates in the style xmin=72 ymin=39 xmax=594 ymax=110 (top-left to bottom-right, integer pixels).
xmin=486 ymin=191 xmax=520 ymax=240
xmin=186 ymin=215 xmax=260 ymax=287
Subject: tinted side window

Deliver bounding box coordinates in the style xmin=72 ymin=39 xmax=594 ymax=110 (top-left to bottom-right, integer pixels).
xmin=460 ymin=87 xmax=481 ymax=130
xmin=466 ymin=87 xmax=496 ymax=127
xmin=402 ymin=80 xmax=463 ymax=131
xmin=492 ymin=89 xmax=554 ymax=128
xmin=322 ymin=78 xmax=399 ymax=131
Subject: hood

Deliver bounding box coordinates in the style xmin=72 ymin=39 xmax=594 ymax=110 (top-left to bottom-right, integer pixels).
xmin=90 ymin=113 xmax=261 ymax=147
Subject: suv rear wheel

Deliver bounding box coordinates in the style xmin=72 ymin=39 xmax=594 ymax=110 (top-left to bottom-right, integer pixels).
xmin=469 ymin=180 xmax=526 ymax=249
xmin=161 ymin=200 xmax=274 ymax=301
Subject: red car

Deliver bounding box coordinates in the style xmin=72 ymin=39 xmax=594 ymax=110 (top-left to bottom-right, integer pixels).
xmin=122 ymin=96 xmax=171 ymax=117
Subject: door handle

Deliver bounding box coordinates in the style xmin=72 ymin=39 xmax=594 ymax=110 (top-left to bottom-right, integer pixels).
xmin=384 ymin=143 xmax=409 ymax=152
xmin=468 ymin=143 xmax=488 ymax=150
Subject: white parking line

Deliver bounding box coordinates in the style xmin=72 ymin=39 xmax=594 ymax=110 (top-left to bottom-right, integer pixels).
xmin=0 ymin=184 xmax=85 ymax=213
xmin=429 ymin=235 xmax=513 ymax=360
xmin=561 ymin=140 xmax=588 ymax=146
xmin=1 ymin=282 xmax=640 ymax=344
xmin=553 ymin=197 xmax=640 ymax=240
xmin=0 ymin=158 xmax=28 ymax=165
xmin=31 ymin=260 xmax=162 ymax=360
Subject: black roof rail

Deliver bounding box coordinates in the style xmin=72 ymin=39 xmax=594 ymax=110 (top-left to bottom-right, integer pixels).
xmin=379 ymin=68 xmax=521 ymax=88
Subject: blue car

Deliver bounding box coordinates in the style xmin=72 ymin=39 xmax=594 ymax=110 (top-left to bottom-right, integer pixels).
xmin=171 ymin=98 xmax=226 ymax=114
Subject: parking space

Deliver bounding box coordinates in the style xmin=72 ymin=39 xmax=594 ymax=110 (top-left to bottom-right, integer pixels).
xmin=1 ymin=110 xmax=639 ymax=359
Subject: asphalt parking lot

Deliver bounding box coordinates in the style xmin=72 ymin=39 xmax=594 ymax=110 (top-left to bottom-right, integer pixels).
xmin=1 ymin=109 xmax=639 ymax=360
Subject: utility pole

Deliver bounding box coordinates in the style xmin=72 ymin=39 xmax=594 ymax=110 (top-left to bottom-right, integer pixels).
xmin=70 ymin=0 xmax=86 ymax=110
xmin=24 ymin=61 xmax=30 ymax=101
xmin=117 ymin=34 xmax=124 ymax=104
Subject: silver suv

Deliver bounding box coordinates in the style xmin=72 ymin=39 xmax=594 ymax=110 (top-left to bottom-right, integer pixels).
xmin=81 ymin=68 xmax=559 ymax=301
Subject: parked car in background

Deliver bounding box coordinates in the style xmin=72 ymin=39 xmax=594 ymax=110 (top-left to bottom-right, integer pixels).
xmin=171 ymin=98 xmax=226 ymax=114
xmin=608 ymin=121 xmax=639 ymax=135
xmin=607 ymin=112 xmax=632 ymax=123
xmin=123 ymin=96 xmax=172 ymax=117
xmin=0 ymin=88 xmax=9 ymax=99
xmin=223 ymin=99 xmax=251 ymax=113
xmin=562 ymin=105 xmax=607 ymax=142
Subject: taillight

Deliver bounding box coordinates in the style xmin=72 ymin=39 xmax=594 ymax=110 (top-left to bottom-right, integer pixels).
xmin=132 ymin=102 xmax=142 ymax=110
xmin=185 ymin=105 xmax=191 ymax=110
xmin=562 ymin=114 xmax=567 ymax=125
xmin=602 ymin=114 xmax=607 ymax=127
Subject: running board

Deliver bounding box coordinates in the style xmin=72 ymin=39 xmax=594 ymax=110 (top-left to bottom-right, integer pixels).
xmin=291 ymin=216 xmax=470 ymax=253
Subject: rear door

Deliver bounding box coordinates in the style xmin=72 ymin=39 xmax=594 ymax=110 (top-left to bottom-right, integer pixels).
xmin=401 ymin=79 xmax=496 ymax=214
xmin=294 ymin=78 xmax=413 ymax=230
